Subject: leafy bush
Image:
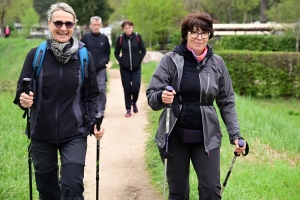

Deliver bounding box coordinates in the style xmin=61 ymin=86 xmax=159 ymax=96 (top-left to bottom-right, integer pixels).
xmin=110 ymin=25 xmax=123 ymax=47
xmin=217 ymin=51 xmax=300 ymax=97
xmin=214 ymin=35 xmax=296 ymax=52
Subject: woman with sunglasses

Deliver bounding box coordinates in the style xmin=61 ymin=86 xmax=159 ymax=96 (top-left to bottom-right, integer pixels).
xmin=146 ymin=12 xmax=247 ymax=199
xmin=13 ymin=2 xmax=104 ymax=200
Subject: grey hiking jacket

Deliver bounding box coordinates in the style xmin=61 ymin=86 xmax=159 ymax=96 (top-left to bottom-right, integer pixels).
xmin=146 ymin=45 xmax=243 ymax=153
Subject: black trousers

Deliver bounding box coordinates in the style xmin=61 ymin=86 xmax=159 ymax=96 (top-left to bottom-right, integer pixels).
xmin=159 ymin=131 xmax=221 ymax=200
xmin=120 ymin=67 xmax=141 ymax=110
xmin=31 ymin=137 xmax=87 ymax=200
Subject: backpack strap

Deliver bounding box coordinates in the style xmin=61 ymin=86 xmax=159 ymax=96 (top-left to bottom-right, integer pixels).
xmin=32 ymin=41 xmax=47 ymax=83
xmin=136 ymin=32 xmax=140 ymax=43
xmin=119 ymin=33 xmax=139 ymax=46
xmin=32 ymin=41 xmax=89 ymax=86
xmin=78 ymin=47 xmax=89 ymax=86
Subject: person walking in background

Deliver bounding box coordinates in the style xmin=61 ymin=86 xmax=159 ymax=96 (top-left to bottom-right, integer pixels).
xmin=146 ymin=12 xmax=247 ymax=199
xmin=81 ymin=16 xmax=110 ymax=117
xmin=5 ymin=25 xmax=10 ymax=38
xmin=114 ymin=20 xmax=146 ymax=117
xmin=13 ymin=2 xmax=105 ymax=199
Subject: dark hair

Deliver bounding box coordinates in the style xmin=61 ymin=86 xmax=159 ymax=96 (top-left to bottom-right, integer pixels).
xmin=121 ymin=20 xmax=134 ymax=28
xmin=180 ymin=12 xmax=214 ymax=44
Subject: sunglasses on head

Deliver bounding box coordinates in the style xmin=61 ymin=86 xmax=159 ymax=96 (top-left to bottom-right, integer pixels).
xmin=51 ymin=19 xmax=75 ymax=29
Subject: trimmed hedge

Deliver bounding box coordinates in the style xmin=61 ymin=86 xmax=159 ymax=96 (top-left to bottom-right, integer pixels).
xmin=217 ymin=51 xmax=300 ymax=97
xmin=214 ymin=35 xmax=296 ymax=52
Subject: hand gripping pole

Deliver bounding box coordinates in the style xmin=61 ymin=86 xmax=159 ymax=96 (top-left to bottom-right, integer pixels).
xmin=95 ymin=113 xmax=104 ymax=200
xmin=221 ymin=139 xmax=249 ymax=195
xmin=22 ymin=78 xmax=33 ymax=200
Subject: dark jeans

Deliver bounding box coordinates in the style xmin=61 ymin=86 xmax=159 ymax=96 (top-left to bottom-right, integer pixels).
xmin=31 ymin=137 xmax=87 ymax=200
xmin=159 ymin=131 xmax=221 ymax=200
xmin=120 ymin=67 xmax=141 ymax=110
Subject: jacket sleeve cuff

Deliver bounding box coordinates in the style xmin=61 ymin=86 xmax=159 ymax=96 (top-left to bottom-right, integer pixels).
xmin=157 ymin=91 xmax=163 ymax=102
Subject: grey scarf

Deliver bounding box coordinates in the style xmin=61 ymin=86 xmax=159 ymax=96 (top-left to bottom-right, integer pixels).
xmin=47 ymin=33 xmax=79 ymax=64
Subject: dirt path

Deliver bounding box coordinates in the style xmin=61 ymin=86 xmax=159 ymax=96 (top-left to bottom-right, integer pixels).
xmin=83 ymin=63 xmax=160 ymax=200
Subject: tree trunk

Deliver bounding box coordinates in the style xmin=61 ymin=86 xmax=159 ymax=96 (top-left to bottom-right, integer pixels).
xmin=227 ymin=5 xmax=232 ymax=23
xmin=243 ymin=11 xmax=247 ymax=23
xmin=260 ymin=0 xmax=268 ymax=23
xmin=295 ymin=24 xmax=300 ymax=52
xmin=296 ymin=33 xmax=299 ymax=52
xmin=0 ymin=10 xmax=6 ymax=34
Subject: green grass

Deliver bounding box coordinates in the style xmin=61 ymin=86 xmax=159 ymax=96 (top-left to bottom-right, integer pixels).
xmin=0 ymin=38 xmax=44 ymax=94
xmin=142 ymin=62 xmax=300 ymax=200
xmin=0 ymin=92 xmax=38 ymax=199
xmin=0 ymin=38 xmax=42 ymax=199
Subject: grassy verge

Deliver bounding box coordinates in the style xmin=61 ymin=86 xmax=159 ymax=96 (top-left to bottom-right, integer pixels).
xmin=142 ymin=61 xmax=300 ymax=200
xmin=0 ymin=92 xmax=38 ymax=199
xmin=0 ymin=38 xmax=43 ymax=199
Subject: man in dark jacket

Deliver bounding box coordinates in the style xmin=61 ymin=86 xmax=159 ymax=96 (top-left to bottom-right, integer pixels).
xmin=81 ymin=16 xmax=110 ymax=116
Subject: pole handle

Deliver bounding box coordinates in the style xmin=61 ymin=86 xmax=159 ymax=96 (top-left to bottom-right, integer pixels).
xmin=166 ymin=85 xmax=173 ymax=92
xmin=234 ymin=139 xmax=245 ymax=156
xmin=23 ymin=78 xmax=31 ymax=95
xmin=165 ymin=86 xmax=173 ymax=108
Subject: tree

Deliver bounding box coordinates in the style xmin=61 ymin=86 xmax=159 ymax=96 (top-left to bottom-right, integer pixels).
xmin=64 ymin=0 xmax=113 ymax=26
xmin=231 ymin=0 xmax=261 ymax=23
xmin=120 ymin=0 xmax=187 ymax=49
xmin=260 ymin=0 xmax=268 ymax=23
xmin=0 ymin=0 xmax=38 ymax=37
xmin=185 ymin=0 xmax=200 ymax=12
xmin=19 ymin=7 xmax=39 ymax=38
xmin=107 ymin=0 xmax=124 ymax=22
xmin=7 ymin=0 xmax=35 ymax=22
xmin=33 ymin=0 xmax=56 ymax=22
xmin=0 ymin=0 xmax=13 ymax=30
xmin=198 ymin=0 xmax=231 ymax=23
xmin=267 ymin=0 xmax=300 ymax=52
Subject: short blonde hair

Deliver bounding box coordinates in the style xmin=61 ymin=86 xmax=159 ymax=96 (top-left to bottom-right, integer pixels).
xmin=47 ymin=2 xmax=77 ymax=22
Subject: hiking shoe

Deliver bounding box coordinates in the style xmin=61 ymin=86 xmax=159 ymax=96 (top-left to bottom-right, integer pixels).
xmin=125 ymin=109 xmax=131 ymax=117
xmin=132 ymin=102 xmax=138 ymax=113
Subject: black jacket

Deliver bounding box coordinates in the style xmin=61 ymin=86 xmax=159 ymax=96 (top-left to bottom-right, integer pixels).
xmin=81 ymin=32 xmax=110 ymax=72
xmin=114 ymin=32 xmax=146 ymax=70
xmin=173 ymin=44 xmax=214 ymax=129
xmin=13 ymin=41 xmax=100 ymax=143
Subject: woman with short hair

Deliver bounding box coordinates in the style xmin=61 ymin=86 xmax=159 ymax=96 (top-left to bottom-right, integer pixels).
xmin=114 ymin=20 xmax=146 ymax=117
xmin=13 ymin=2 xmax=104 ymax=199
xmin=146 ymin=12 xmax=247 ymax=199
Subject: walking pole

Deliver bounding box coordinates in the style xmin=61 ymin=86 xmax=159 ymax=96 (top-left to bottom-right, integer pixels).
xmin=163 ymin=86 xmax=173 ymax=200
xmin=221 ymin=139 xmax=249 ymax=195
xmin=95 ymin=113 xmax=104 ymax=200
xmin=22 ymin=78 xmax=33 ymax=200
